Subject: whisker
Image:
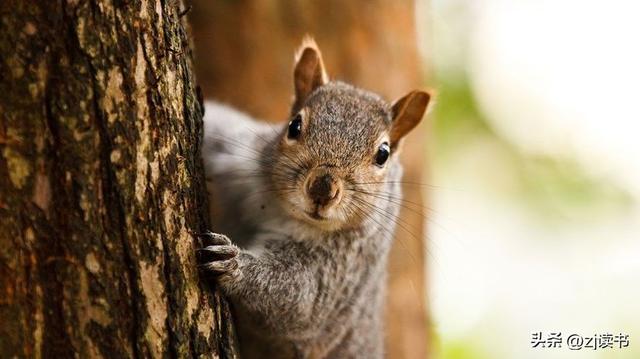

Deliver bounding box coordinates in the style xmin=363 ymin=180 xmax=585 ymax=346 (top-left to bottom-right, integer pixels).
xmin=349 ymin=195 xmax=442 ymax=268
xmin=348 ymin=188 xmax=451 ymax=259
xmin=350 ymin=180 xmax=463 ymax=192
xmin=349 ymin=196 xmax=423 ymax=267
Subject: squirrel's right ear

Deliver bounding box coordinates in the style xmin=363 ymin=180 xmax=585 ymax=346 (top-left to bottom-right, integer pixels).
xmin=390 ymin=91 xmax=431 ymax=149
xmin=292 ymin=37 xmax=328 ymax=114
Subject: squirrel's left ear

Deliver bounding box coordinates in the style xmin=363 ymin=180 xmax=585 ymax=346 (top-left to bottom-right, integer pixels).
xmin=292 ymin=37 xmax=329 ymax=114
xmin=390 ymin=90 xmax=431 ymax=149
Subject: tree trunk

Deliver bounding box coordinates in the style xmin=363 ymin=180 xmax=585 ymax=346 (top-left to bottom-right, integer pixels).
xmin=0 ymin=1 xmax=236 ymax=358
xmin=190 ymin=2 xmax=431 ymax=358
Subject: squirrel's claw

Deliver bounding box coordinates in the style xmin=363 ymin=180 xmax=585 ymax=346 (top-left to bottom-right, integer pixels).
xmin=199 ymin=257 xmax=239 ymax=274
xmin=198 ymin=244 xmax=239 ymax=259
xmin=196 ymin=231 xmax=239 ymax=279
xmin=197 ymin=231 xmax=232 ymax=245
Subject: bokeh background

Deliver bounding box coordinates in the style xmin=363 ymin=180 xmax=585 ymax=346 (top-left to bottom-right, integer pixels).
xmin=425 ymin=0 xmax=640 ymax=358
xmin=189 ymin=0 xmax=639 ymax=358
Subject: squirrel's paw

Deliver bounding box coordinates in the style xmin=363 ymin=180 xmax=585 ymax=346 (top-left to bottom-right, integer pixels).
xmin=196 ymin=231 xmax=240 ymax=282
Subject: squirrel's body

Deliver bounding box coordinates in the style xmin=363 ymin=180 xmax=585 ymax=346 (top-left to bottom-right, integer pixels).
xmin=203 ymin=98 xmax=400 ymax=358
xmin=198 ymin=39 xmax=430 ymax=359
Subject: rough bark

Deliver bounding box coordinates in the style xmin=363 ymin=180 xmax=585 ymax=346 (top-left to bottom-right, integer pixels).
xmin=189 ymin=1 xmax=431 ymax=358
xmin=0 ymin=1 xmax=236 ymax=358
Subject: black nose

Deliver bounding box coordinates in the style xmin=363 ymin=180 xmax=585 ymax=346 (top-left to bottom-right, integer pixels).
xmin=307 ymin=174 xmax=339 ymax=206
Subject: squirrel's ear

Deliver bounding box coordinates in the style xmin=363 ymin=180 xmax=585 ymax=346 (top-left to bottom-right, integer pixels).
xmin=292 ymin=37 xmax=328 ymax=114
xmin=390 ymin=91 xmax=431 ymax=149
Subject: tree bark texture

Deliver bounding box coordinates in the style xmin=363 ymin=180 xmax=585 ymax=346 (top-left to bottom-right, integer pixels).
xmin=0 ymin=1 xmax=236 ymax=358
xmin=189 ymin=1 xmax=431 ymax=358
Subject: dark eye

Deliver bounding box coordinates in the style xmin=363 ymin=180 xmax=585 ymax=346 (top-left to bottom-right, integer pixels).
xmin=287 ymin=114 xmax=302 ymax=140
xmin=375 ymin=142 xmax=391 ymax=167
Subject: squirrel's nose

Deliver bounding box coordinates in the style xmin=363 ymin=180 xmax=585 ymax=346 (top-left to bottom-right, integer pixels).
xmin=306 ymin=173 xmax=341 ymax=207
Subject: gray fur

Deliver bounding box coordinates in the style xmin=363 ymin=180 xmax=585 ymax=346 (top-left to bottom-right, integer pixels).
xmin=201 ymin=81 xmax=406 ymax=358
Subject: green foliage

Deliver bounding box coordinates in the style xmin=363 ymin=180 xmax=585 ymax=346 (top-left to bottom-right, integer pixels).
xmin=430 ymin=77 xmax=633 ymax=223
xmin=440 ymin=338 xmax=492 ymax=359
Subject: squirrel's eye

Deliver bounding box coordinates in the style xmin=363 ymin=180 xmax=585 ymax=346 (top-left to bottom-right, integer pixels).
xmin=287 ymin=114 xmax=302 ymax=140
xmin=375 ymin=142 xmax=391 ymax=167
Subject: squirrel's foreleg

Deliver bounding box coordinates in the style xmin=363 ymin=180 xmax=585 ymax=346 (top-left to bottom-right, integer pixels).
xmin=197 ymin=231 xmax=322 ymax=339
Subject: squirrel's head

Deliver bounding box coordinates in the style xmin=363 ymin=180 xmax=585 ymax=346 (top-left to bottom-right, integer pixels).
xmin=269 ymin=37 xmax=431 ymax=232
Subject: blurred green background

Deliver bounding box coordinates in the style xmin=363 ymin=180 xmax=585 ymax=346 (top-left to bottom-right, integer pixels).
xmin=424 ymin=0 xmax=640 ymax=358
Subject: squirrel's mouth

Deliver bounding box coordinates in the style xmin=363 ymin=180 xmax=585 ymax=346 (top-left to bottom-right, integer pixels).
xmin=305 ymin=210 xmax=327 ymax=221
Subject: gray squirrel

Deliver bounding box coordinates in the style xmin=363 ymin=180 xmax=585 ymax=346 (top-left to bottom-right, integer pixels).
xmin=198 ymin=38 xmax=431 ymax=358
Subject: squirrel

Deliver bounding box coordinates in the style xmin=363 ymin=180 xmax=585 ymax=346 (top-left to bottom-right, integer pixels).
xmin=197 ymin=37 xmax=431 ymax=358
